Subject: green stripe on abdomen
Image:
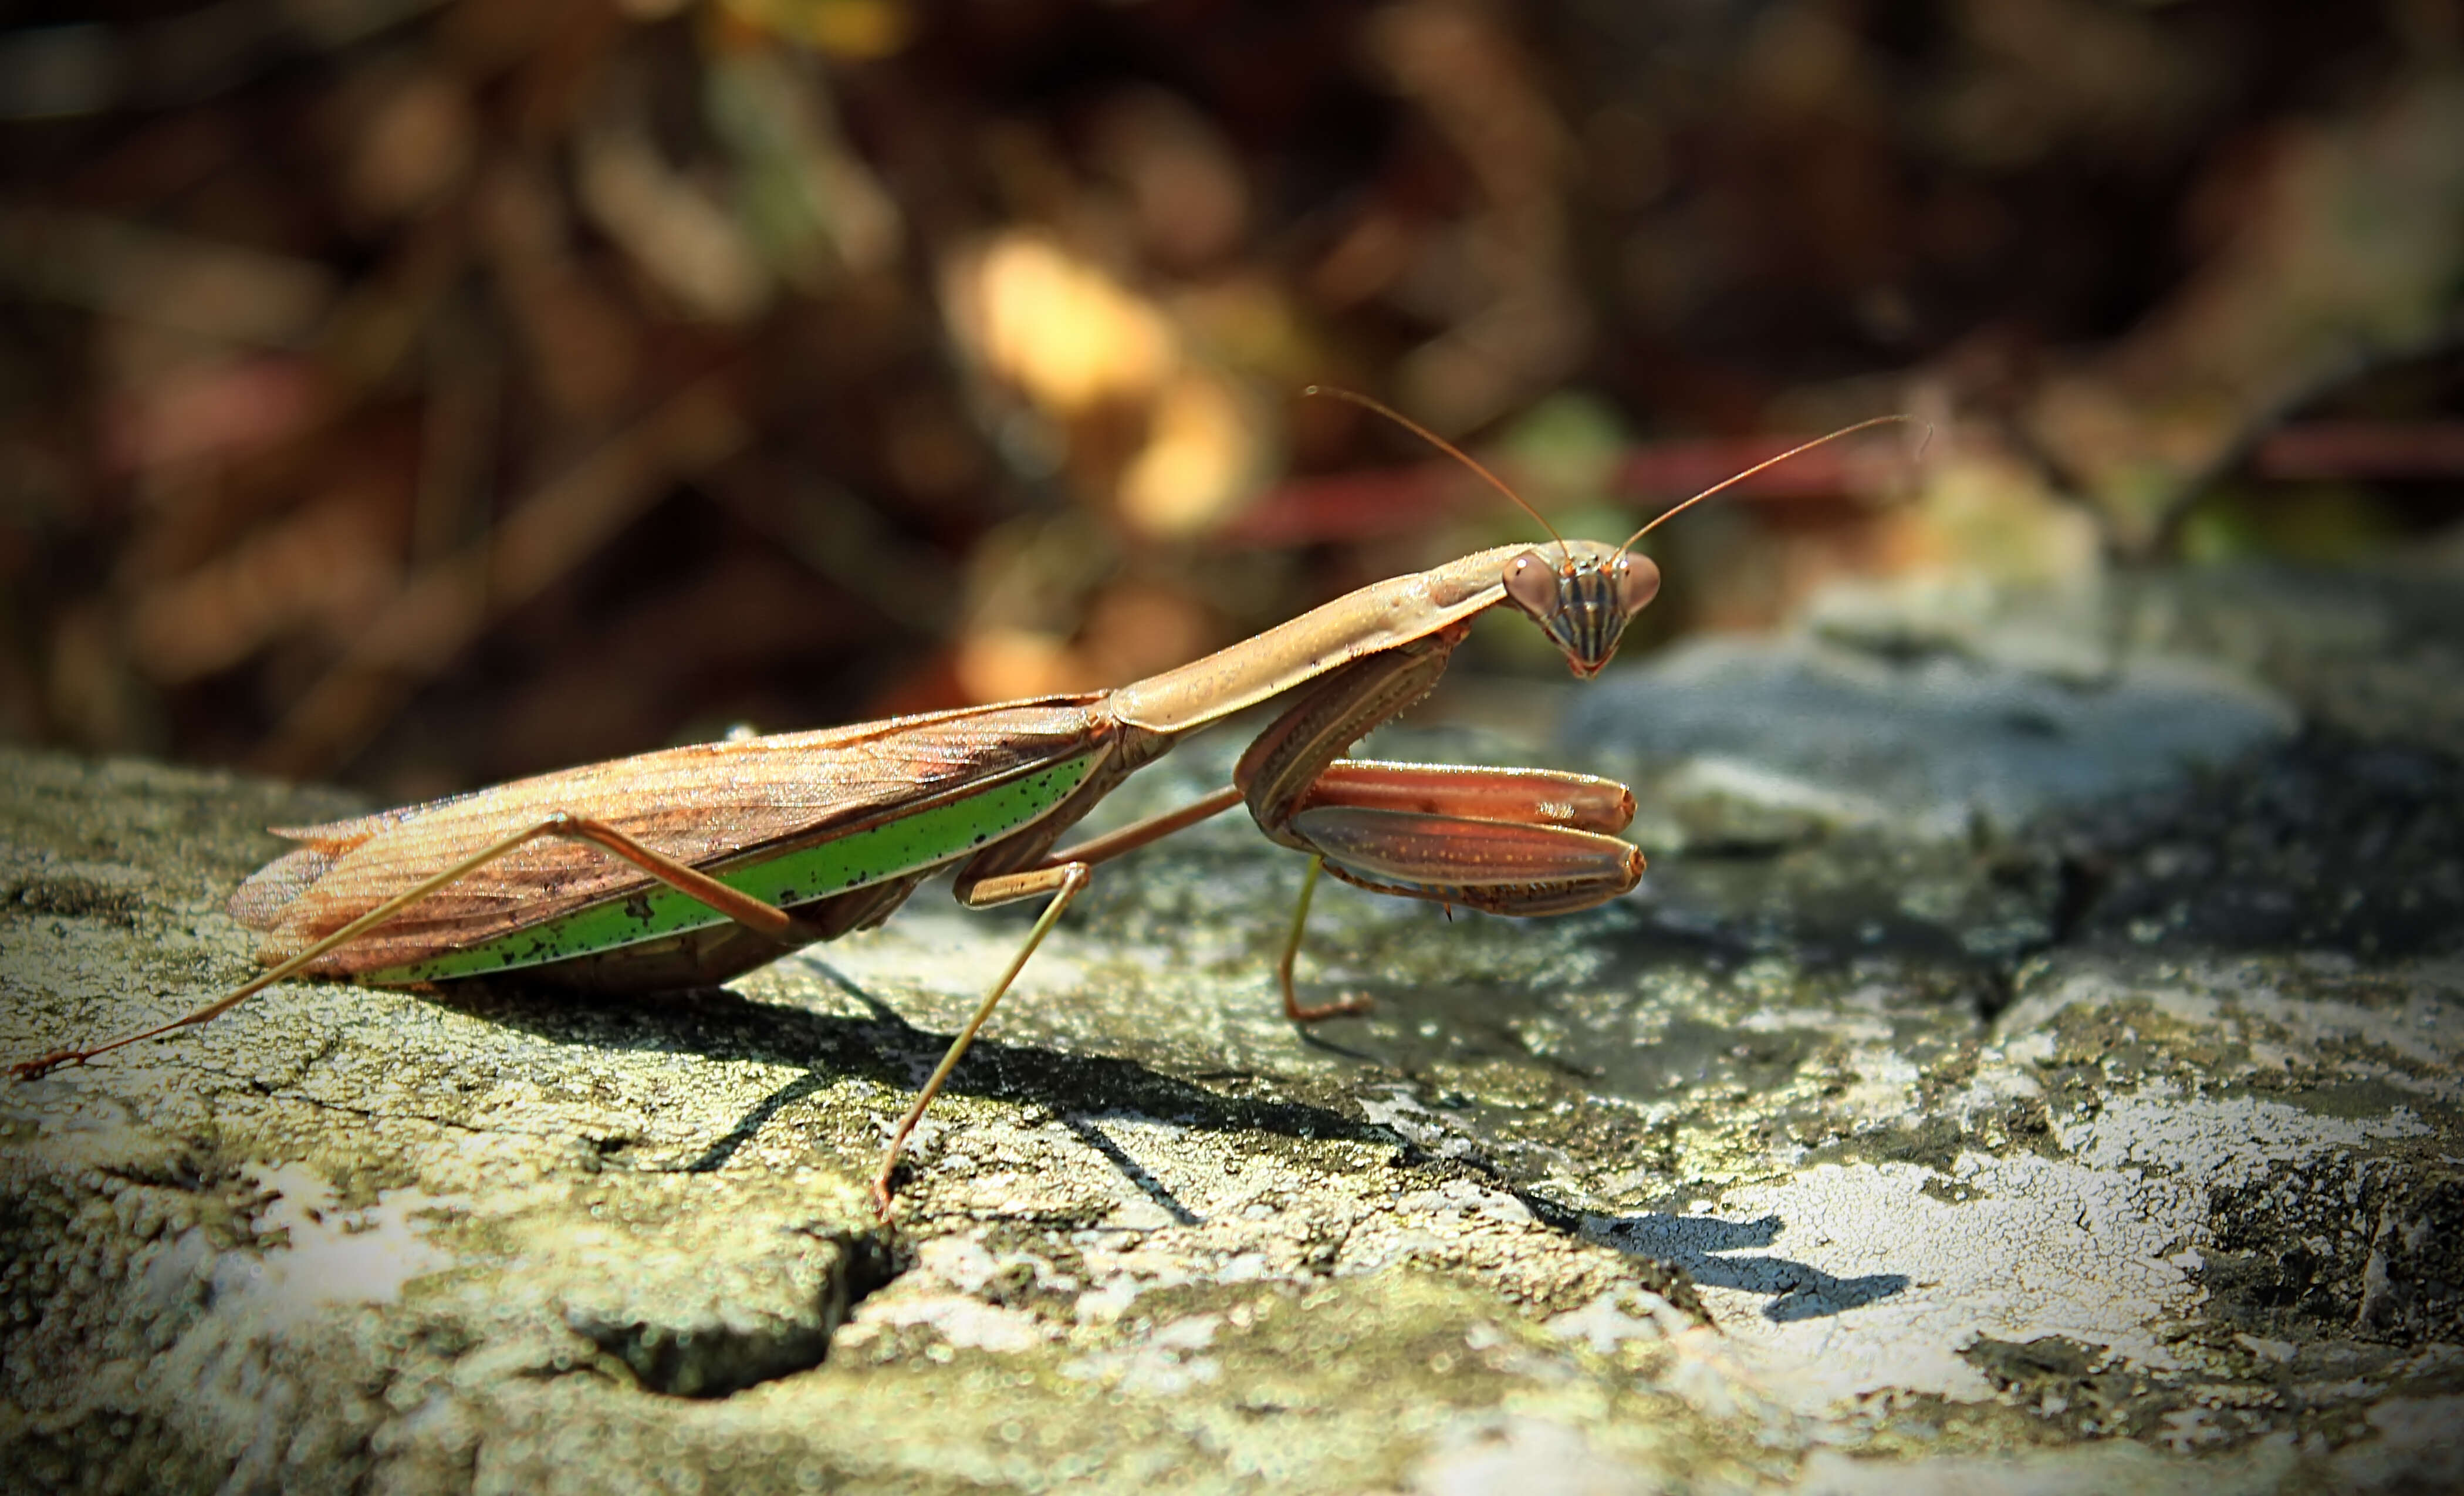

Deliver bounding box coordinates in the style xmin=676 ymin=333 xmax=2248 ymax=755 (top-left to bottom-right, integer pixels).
xmin=364 ymin=755 xmax=1097 ymax=984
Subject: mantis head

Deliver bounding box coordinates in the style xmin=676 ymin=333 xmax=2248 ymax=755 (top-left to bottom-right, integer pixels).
xmin=1502 ymin=541 xmax=1658 ymax=678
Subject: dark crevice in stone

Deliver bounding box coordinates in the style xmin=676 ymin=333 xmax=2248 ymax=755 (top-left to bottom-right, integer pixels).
xmin=575 ymin=1223 xmax=902 ymax=1399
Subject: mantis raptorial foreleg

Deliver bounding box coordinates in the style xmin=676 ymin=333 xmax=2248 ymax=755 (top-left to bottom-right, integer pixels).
xmin=1262 ymin=760 xmax=1648 ymax=1019
xmin=1231 ymin=612 xmax=1645 ymax=1017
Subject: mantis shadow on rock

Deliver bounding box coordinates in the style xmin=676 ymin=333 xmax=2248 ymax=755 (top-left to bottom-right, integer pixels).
xmin=410 ymin=952 xmax=1904 ymax=1320
xmin=1593 ymin=1212 xmax=1909 ymax=1322
xmin=407 ymin=960 xmax=1391 ymax=1191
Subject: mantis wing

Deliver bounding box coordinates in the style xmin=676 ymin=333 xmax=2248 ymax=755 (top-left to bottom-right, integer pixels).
xmin=230 ymin=697 xmax=1115 ymax=974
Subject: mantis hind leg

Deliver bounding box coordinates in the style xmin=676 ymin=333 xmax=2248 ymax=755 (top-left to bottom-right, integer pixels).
xmin=1277 ymin=855 xmax=1374 ymax=1024
xmin=8 ymin=812 xmax=823 ymax=1080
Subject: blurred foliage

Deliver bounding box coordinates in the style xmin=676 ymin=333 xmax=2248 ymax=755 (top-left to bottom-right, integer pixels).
xmin=0 ymin=0 xmax=2456 ymax=799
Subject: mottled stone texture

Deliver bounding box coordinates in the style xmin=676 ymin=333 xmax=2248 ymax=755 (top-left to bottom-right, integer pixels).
xmin=4 ymin=562 xmax=2459 ymax=1493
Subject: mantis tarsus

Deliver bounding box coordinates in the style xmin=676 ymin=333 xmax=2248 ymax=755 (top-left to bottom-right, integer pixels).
xmin=11 ymin=393 xmax=1912 ymax=1213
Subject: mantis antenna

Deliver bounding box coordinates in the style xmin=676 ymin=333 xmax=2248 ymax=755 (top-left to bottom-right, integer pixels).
xmin=1302 ymin=385 xmax=1571 ymax=555
xmin=1304 ymin=386 xmax=1925 ymax=555
xmin=1620 ymin=413 xmax=1926 ymax=549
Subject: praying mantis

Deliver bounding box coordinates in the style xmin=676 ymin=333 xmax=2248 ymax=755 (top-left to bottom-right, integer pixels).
xmin=11 ymin=392 xmax=1910 ymax=1213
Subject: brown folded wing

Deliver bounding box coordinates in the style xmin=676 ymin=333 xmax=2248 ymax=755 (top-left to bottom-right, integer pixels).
xmin=231 ymin=697 xmax=1113 ymax=969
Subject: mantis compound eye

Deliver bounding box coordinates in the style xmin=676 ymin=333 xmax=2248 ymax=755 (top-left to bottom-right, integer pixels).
xmin=1614 ymin=552 xmax=1662 ymax=616
xmin=1502 ymin=550 xmax=1561 ymax=620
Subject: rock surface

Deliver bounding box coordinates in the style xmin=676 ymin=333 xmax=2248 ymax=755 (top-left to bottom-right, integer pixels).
xmin=3 ymin=562 xmax=2459 ymax=1493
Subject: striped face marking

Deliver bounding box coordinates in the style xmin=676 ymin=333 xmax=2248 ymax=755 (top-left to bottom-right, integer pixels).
xmin=1500 ymin=548 xmax=1661 ymax=678
xmin=364 ymin=757 xmax=1098 ymax=984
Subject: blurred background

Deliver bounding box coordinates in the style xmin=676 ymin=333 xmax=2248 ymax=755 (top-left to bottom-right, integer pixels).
xmin=0 ymin=0 xmax=2457 ymax=802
